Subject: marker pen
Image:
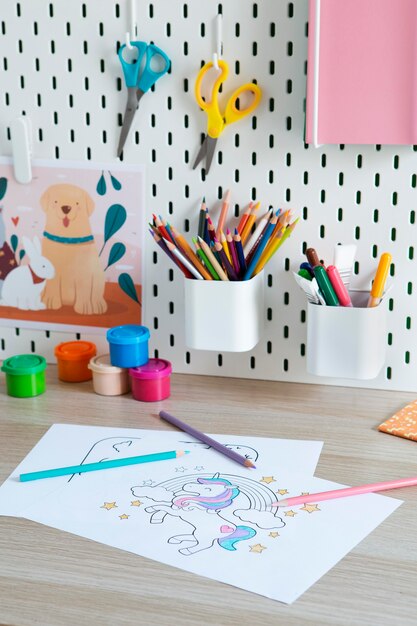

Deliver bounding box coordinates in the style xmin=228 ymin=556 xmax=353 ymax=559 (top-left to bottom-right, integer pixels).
xmin=313 ymin=265 xmax=339 ymax=306
xmin=327 ymin=265 xmax=352 ymax=307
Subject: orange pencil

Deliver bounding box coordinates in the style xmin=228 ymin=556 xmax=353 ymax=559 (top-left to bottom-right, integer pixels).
xmin=240 ymin=202 xmax=260 ymax=246
xmin=216 ymin=189 xmax=231 ymax=239
xmin=237 ymin=202 xmax=252 ymax=235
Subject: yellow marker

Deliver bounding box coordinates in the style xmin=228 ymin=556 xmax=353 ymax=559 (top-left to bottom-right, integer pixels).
xmin=367 ymin=252 xmax=392 ymax=307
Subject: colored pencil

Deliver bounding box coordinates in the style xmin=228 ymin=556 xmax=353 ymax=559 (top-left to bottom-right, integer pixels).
xmin=216 ymin=189 xmax=231 ymax=239
xmin=214 ymin=240 xmax=239 ymax=280
xmin=157 ymin=215 xmax=176 ymax=243
xmin=237 ymin=202 xmax=252 ymax=235
xmin=240 ymin=201 xmax=260 ymax=245
xmin=165 ymin=240 xmax=204 ymax=279
xmin=220 ymin=230 xmax=232 ymax=263
xmin=243 ymin=208 xmax=273 ymax=258
xmin=197 ymin=236 xmax=229 ymax=281
xmin=243 ymin=213 xmax=278 ymax=280
xmin=203 ymin=209 xmax=210 ymax=245
xmin=159 ymin=410 xmax=256 ymax=469
xmin=254 ymin=218 xmax=299 ymax=275
xmin=170 ymin=225 xmax=213 ymax=280
xmin=193 ymin=237 xmax=220 ymax=279
xmin=20 ymin=450 xmax=189 ymax=482
xmin=272 ymin=475 xmax=417 ymax=508
xmin=226 ymin=228 xmax=240 ymax=275
xmin=207 ymin=216 xmax=216 ymax=242
xmin=233 ymin=228 xmax=246 ymax=275
xmin=197 ymin=197 xmax=206 ymax=238
xmin=150 ymin=230 xmax=194 ymax=279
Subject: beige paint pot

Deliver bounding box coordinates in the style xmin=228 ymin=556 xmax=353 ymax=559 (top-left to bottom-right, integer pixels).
xmin=88 ymin=354 xmax=130 ymax=396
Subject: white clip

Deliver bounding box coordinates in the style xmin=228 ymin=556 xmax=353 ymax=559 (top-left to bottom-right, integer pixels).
xmin=11 ymin=116 xmax=32 ymax=184
xmin=213 ymin=13 xmax=223 ymax=70
xmin=125 ymin=0 xmax=137 ymax=49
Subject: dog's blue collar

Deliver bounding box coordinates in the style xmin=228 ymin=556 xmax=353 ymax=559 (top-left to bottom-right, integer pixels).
xmin=43 ymin=231 xmax=94 ymax=244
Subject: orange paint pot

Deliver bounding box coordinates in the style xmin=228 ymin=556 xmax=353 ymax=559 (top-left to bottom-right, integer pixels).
xmin=54 ymin=341 xmax=97 ymax=383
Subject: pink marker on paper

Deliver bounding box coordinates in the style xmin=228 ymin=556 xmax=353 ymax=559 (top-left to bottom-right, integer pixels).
xmin=326 ymin=265 xmax=352 ymax=307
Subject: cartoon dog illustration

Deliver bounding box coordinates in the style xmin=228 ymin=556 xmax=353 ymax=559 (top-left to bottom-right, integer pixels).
xmin=40 ymin=183 xmax=107 ymax=314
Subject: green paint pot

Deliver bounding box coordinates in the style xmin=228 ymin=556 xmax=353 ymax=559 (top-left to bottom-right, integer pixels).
xmin=1 ymin=354 xmax=47 ymax=398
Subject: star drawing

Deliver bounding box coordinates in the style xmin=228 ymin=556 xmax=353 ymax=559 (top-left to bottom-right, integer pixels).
xmin=101 ymin=502 xmax=117 ymax=510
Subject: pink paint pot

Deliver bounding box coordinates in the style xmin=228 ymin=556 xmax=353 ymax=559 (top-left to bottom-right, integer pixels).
xmin=88 ymin=354 xmax=130 ymax=396
xmin=129 ymin=358 xmax=172 ymax=402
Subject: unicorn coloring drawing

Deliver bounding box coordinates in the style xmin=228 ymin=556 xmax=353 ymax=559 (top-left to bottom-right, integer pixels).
xmin=132 ymin=473 xmax=285 ymax=556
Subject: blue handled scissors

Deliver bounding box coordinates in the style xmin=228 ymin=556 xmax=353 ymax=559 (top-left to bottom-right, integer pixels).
xmin=117 ymin=41 xmax=171 ymax=157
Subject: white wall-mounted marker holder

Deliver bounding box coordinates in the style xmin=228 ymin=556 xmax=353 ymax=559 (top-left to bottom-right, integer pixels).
xmin=306 ymin=290 xmax=387 ymax=380
xmin=184 ymin=270 xmax=265 ymax=352
xmin=11 ymin=116 xmax=32 ymax=184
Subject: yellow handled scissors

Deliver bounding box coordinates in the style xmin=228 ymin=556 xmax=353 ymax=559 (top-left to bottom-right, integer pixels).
xmin=193 ymin=60 xmax=262 ymax=174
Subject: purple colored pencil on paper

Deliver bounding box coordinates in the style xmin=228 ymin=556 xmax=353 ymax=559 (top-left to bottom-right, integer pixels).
xmin=158 ymin=410 xmax=256 ymax=469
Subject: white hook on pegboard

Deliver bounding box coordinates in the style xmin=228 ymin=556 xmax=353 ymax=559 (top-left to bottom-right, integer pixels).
xmin=125 ymin=0 xmax=137 ymax=50
xmin=213 ymin=13 xmax=223 ymax=70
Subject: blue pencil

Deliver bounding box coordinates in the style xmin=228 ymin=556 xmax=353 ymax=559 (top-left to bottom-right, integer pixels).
xmin=243 ymin=213 xmax=279 ymax=280
xmin=20 ymin=450 xmax=189 ymax=482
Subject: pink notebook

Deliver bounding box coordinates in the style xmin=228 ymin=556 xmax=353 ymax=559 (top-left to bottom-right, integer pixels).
xmin=305 ymin=0 xmax=417 ymax=145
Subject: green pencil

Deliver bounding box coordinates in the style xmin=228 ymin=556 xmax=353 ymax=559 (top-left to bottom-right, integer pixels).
xmin=20 ymin=450 xmax=189 ymax=482
xmin=192 ymin=237 xmax=220 ymax=279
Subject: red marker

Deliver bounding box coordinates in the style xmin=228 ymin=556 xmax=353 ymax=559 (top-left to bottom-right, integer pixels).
xmin=326 ymin=265 xmax=352 ymax=307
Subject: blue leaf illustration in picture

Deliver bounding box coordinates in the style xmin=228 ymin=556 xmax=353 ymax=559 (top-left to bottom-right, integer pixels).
xmin=105 ymin=242 xmax=126 ymax=270
xmin=109 ymin=171 xmax=122 ymax=191
xmin=118 ymin=272 xmax=141 ymax=306
xmin=0 ymin=177 xmax=7 ymax=201
xmin=19 ymin=249 xmax=26 ymax=261
xmin=96 ymin=171 xmax=107 ymax=196
xmin=99 ymin=204 xmax=127 ymax=256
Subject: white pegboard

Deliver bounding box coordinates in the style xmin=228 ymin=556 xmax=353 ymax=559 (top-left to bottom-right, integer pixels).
xmin=0 ymin=0 xmax=416 ymax=392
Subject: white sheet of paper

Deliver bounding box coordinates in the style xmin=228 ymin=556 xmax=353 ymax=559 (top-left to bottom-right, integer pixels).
xmin=0 ymin=424 xmax=323 ymax=517
xmin=0 ymin=424 xmax=401 ymax=603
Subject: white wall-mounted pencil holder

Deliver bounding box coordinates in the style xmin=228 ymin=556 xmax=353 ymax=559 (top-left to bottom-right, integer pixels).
xmin=307 ymin=291 xmax=387 ymax=380
xmin=184 ymin=270 xmax=265 ymax=352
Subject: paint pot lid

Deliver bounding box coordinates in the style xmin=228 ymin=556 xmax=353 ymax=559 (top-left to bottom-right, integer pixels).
xmin=129 ymin=358 xmax=172 ymax=380
xmin=1 ymin=354 xmax=47 ymax=375
xmin=107 ymin=325 xmax=150 ymax=345
xmin=54 ymin=341 xmax=97 ymax=361
xmin=88 ymin=354 xmax=127 ymax=374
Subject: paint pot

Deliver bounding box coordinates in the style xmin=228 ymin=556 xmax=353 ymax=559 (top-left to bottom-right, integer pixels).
xmin=55 ymin=341 xmax=97 ymax=382
xmin=107 ymin=324 xmax=150 ymax=368
xmin=88 ymin=354 xmax=130 ymax=396
xmin=1 ymin=354 xmax=47 ymax=397
xmin=129 ymin=358 xmax=172 ymax=402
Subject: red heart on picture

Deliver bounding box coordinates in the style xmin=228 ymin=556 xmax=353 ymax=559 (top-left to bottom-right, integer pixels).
xmin=11 ymin=217 xmax=19 ymax=226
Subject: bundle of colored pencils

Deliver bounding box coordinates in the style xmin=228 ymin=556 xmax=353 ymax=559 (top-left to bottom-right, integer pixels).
xmin=149 ymin=190 xmax=299 ymax=281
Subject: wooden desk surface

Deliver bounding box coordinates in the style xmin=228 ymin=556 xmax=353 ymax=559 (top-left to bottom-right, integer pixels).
xmin=1 ymin=367 xmax=416 ymax=626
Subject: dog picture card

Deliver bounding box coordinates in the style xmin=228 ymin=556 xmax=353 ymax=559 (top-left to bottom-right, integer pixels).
xmin=0 ymin=158 xmax=144 ymax=333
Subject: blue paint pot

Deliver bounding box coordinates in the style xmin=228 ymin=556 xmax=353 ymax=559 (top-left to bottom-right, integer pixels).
xmin=106 ymin=324 xmax=150 ymax=368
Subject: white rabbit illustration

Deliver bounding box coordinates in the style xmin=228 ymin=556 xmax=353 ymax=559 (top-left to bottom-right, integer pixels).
xmin=0 ymin=236 xmax=55 ymax=310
